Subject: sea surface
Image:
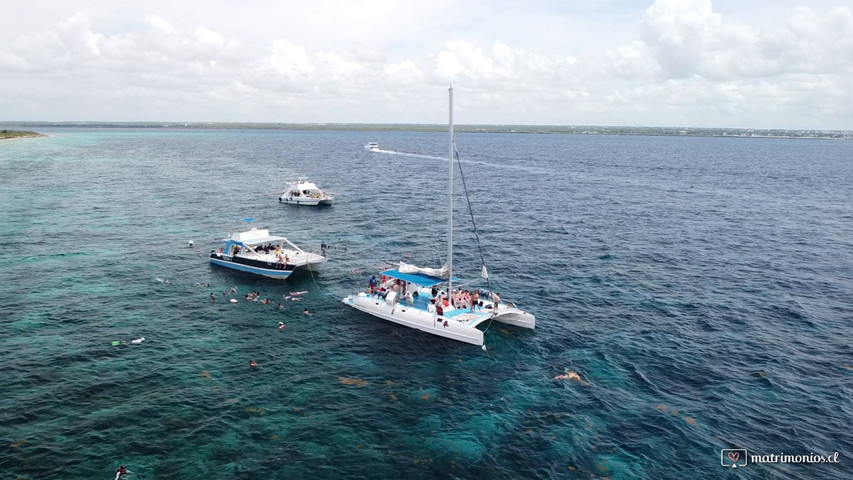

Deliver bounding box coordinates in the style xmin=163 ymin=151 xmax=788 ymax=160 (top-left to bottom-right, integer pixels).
xmin=0 ymin=127 xmax=851 ymax=479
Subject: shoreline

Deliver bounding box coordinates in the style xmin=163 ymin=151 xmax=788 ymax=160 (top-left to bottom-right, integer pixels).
xmin=0 ymin=131 xmax=48 ymax=142
xmin=1 ymin=123 xmax=850 ymax=140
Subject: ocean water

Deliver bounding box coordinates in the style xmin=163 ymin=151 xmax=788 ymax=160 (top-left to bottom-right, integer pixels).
xmin=0 ymin=127 xmax=851 ymax=479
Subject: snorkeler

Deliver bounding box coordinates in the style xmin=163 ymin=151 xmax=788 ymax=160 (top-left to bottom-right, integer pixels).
xmin=554 ymin=369 xmax=590 ymax=385
xmin=114 ymin=464 xmax=130 ymax=479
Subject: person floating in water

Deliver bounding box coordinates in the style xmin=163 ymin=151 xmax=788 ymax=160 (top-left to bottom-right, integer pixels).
xmin=114 ymin=464 xmax=130 ymax=479
xmin=278 ymin=321 xmax=284 ymax=331
xmin=554 ymin=369 xmax=589 ymax=385
xmin=250 ymin=359 xmax=259 ymax=368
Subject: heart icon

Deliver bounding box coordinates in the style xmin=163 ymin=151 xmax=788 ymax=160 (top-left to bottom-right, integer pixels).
xmin=727 ymin=451 xmax=740 ymax=462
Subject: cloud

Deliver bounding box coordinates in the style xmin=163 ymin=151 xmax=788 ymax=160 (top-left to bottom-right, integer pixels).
xmin=0 ymin=1 xmax=850 ymax=128
xmin=433 ymin=41 xmax=579 ymax=92
xmin=586 ymin=0 xmax=853 ymax=128
xmin=268 ymin=39 xmax=314 ymax=78
xmin=4 ymin=13 xmax=101 ymax=72
xmin=638 ymin=0 xmax=853 ymax=80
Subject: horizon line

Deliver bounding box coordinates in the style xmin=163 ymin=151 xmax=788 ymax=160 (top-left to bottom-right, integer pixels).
xmin=1 ymin=121 xmax=850 ymax=136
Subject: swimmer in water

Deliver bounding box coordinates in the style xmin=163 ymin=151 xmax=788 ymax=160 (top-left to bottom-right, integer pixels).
xmin=114 ymin=464 xmax=130 ymax=479
xmin=250 ymin=359 xmax=259 ymax=368
xmin=554 ymin=369 xmax=588 ymax=385
xmin=278 ymin=321 xmax=284 ymax=331
xmin=209 ymin=293 xmax=216 ymax=302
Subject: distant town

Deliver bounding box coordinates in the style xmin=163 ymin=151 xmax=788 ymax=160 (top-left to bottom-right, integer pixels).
xmin=1 ymin=122 xmax=850 ymax=140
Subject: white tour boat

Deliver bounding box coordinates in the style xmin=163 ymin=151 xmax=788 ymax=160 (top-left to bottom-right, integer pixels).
xmin=365 ymin=142 xmax=379 ymax=151
xmin=278 ymin=180 xmax=334 ymax=206
xmin=209 ymin=227 xmax=326 ymax=279
xmin=342 ymin=87 xmax=535 ymax=346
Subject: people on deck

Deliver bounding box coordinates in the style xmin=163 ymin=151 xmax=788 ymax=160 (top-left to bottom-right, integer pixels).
xmin=435 ymin=296 xmax=445 ymax=316
xmin=368 ymin=275 xmax=377 ymax=294
xmin=470 ymin=290 xmax=480 ymax=312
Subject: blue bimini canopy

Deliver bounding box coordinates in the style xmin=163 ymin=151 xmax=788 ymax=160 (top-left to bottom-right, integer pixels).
xmin=380 ymin=269 xmax=458 ymax=288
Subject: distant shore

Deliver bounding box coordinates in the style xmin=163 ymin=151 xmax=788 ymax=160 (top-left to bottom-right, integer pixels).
xmin=0 ymin=122 xmax=850 ymax=140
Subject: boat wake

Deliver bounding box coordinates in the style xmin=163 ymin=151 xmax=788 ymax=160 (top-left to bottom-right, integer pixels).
xmin=376 ymin=148 xmax=546 ymax=174
xmin=372 ymin=149 xmax=443 ymax=161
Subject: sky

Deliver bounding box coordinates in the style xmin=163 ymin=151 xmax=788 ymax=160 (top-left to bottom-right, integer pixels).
xmin=1 ymin=0 xmax=851 ymax=130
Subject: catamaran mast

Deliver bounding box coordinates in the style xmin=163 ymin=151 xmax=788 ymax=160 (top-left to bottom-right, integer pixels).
xmin=447 ymin=85 xmax=454 ymax=295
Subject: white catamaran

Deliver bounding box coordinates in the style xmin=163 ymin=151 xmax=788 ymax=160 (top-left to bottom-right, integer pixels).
xmin=342 ymin=86 xmax=535 ymax=346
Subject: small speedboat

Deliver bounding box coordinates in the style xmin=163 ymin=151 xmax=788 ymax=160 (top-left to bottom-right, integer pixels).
xmin=365 ymin=142 xmax=379 ymax=152
xmin=278 ymin=180 xmax=333 ymax=206
xmin=209 ymin=228 xmax=326 ymax=279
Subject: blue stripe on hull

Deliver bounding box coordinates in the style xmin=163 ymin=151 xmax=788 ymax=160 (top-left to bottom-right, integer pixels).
xmin=209 ymin=258 xmax=293 ymax=278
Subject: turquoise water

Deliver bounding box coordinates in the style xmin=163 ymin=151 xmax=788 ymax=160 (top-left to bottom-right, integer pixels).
xmin=1 ymin=128 xmax=851 ymax=479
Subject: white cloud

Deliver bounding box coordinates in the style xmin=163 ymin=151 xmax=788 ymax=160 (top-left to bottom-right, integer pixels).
xmin=638 ymin=0 xmax=853 ymax=80
xmin=317 ymin=51 xmax=366 ymax=80
xmin=0 ymin=1 xmax=850 ymax=128
xmin=384 ymin=61 xmax=424 ymax=85
xmin=434 ymin=41 xmax=578 ymax=90
xmin=268 ymin=39 xmax=314 ymax=78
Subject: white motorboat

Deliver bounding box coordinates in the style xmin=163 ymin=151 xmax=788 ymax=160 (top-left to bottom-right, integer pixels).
xmin=209 ymin=227 xmax=326 ymax=279
xmin=278 ymin=180 xmax=334 ymax=206
xmin=342 ymin=87 xmax=535 ymax=346
xmin=365 ymin=142 xmax=379 ymax=151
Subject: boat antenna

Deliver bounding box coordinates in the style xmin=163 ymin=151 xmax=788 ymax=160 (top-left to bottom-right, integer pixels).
xmin=447 ymin=85 xmax=454 ymax=295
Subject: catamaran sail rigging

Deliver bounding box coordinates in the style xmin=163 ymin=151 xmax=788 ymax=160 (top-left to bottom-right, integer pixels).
xmin=341 ymin=86 xmax=535 ymax=346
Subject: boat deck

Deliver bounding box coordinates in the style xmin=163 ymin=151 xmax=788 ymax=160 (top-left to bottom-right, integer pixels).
xmin=368 ymin=291 xmax=497 ymax=325
xmin=242 ymin=248 xmax=318 ymax=265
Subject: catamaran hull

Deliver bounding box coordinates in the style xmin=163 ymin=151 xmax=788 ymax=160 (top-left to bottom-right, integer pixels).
xmin=342 ymin=293 xmax=485 ymax=346
xmin=492 ymin=310 xmax=536 ymax=329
